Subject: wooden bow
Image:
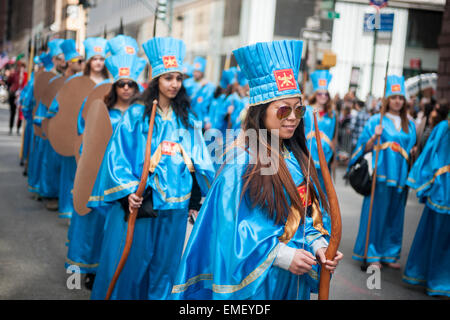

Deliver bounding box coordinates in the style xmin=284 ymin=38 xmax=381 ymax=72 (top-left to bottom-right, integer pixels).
xmin=312 ymin=110 xmax=342 ymax=300
xmin=105 ymin=99 xmax=158 ymax=300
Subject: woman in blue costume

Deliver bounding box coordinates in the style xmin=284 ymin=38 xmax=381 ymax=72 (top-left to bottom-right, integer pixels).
xmin=45 ymin=39 xmax=86 ymax=217
xmin=171 ymin=40 xmax=343 ymax=300
xmin=349 ymin=75 xmax=416 ymax=269
xmin=403 ymin=118 xmax=450 ymax=297
xmin=303 ymin=70 xmax=337 ymax=195
xmin=30 ymin=39 xmax=65 ymax=201
xmin=88 ymin=37 xmax=215 ymax=300
xmin=27 ymin=52 xmax=53 ymax=196
xmin=65 ymin=37 xmax=124 ymax=290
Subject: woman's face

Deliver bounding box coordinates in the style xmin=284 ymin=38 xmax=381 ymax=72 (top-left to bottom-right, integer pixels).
xmin=315 ymin=90 xmax=330 ymax=106
xmin=264 ymin=97 xmax=303 ymax=140
xmin=388 ymin=95 xmax=405 ymax=113
xmin=115 ymin=80 xmax=137 ymax=103
xmin=158 ymin=72 xmax=183 ymax=100
xmin=90 ymin=56 xmax=105 ymax=73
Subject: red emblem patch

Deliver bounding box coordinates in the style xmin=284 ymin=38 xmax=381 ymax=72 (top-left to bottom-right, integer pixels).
xmin=161 ymin=141 xmax=177 ymax=156
xmin=119 ymin=67 xmax=130 ymax=77
xmin=94 ymin=46 xmax=103 ymax=53
xmin=297 ymin=184 xmax=312 ymax=208
xmin=391 ymin=142 xmax=400 ymax=153
xmin=125 ymin=46 xmax=135 ymax=55
xmin=163 ymin=56 xmax=178 ymax=69
xmin=274 ymin=69 xmax=297 ymax=91
xmin=318 ymin=79 xmax=327 ymax=87
xmin=197 ymin=96 xmax=203 ymax=103
xmin=391 ymin=84 xmax=401 ymax=92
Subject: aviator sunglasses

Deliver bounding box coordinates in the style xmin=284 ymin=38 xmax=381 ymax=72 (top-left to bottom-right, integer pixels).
xmin=276 ymin=104 xmax=306 ymax=120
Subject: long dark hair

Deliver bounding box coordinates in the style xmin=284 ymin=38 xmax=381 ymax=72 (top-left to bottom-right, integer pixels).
xmin=240 ymin=102 xmax=329 ymax=228
xmin=134 ymin=74 xmax=192 ymax=129
xmin=103 ymin=81 xmax=139 ymax=110
xmin=83 ymin=57 xmax=109 ymax=79
xmin=381 ymin=95 xmax=409 ymax=133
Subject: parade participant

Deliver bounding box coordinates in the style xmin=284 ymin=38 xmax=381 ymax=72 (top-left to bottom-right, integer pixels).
xmin=303 ymin=70 xmax=337 ymax=193
xmin=403 ymin=118 xmax=449 ymax=297
xmin=27 ymin=52 xmax=54 ymax=196
xmin=88 ymin=37 xmax=215 ymax=300
xmin=172 ymin=40 xmax=342 ymax=300
xmin=19 ymin=56 xmax=42 ymax=172
xmin=349 ymin=75 xmax=416 ymax=269
xmin=43 ymin=39 xmax=84 ymax=215
xmin=29 ymin=40 xmax=66 ymax=204
xmin=6 ymin=60 xmax=27 ymax=135
xmin=82 ymin=37 xmax=109 ymax=84
xmin=185 ymin=57 xmax=216 ymax=126
xmin=68 ymin=53 xmax=146 ymax=291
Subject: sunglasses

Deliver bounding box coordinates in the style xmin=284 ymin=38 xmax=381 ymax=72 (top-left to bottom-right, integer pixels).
xmin=70 ymin=58 xmax=85 ymax=64
xmin=116 ymin=80 xmax=137 ymax=88
xmin=276 ymin=105 xmax=306 ymax=120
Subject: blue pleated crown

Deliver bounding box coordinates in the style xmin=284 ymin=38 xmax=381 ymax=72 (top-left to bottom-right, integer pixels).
xmin=61 ymin=39 xmax=82 ymax=61
xmin=84 ymin=37 xmax=108 ymax=60
xmin=105 ymin=54 xmax=147 ymax=83
xmin=311 ymin=69 xmax=332 ymax=92
xmin=233 ymin=40 xmax=303 ymax=106
xmin=107 ymin=35 xmax=139 ymax=56
xmin=385 ymin=75 xmax=406 ymax=98
xmin=142 ymin=37 xmax=186 ymax=79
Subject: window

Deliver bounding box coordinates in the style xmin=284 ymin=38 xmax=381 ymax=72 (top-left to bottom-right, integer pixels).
xmin=223 ymin=0 xmax=242 ymax=37
xmin=406 ymin=9 xmax=442 ymax=49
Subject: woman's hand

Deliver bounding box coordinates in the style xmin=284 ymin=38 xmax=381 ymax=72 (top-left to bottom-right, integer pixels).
xmin=128 ymin=193 xmax=143 ymax=212
xmin=315 ymin=248 xmax=344 ymax=274
xmin=375 ymin=124 xmax=383 ymax=137
xmin=288 ymin=249 xmax=317 ymax=275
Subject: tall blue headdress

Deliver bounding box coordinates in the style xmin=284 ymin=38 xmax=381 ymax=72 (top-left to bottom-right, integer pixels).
xmin=219 ymin=67 xmax=237 ymax=89
xmin=47 ymin=39 xmax=65 ymax=58
xmin=385 ymin=75 xmax=406 ymax=98
xmin=84 ymin=37 xmax=108 ymax=60
xmin=61 ymin=39 xmax=82 ymax=61
xmin=142 ymin=37 xmax=186 ymax=79
xmin=193 ymin=56 xmax=206 ymax=73
xmin=40 ymin=53 xmax=54 ymax=71
xmin=182 ymin=63 xmax=193 ymax=78
xmin=233 ymin=40 xmax=303 ymax=106
xmin=310 ymin=69 xmax=332 ymax=92
xmin=107 ymin=35 xmax=139 ymax=56
xmin=105 ymin=54 xmax=147 ymax=83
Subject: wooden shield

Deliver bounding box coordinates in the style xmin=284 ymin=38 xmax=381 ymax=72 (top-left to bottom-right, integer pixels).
xmin=41 ymin=76 xmax=67 ymax=136
xmin=47 ymin=75 xmax=96 ymax=156
xmin=32 ymin=71 xmax=57 ymax=139
xmin=73 ymin=99 xmax=113 ymax=215
xmin=73 ymin=82 xmax=112 ymax=162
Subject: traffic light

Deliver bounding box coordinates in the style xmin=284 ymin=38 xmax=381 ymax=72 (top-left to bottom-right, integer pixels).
xmin=156 ymin=0 xmax=167 ymax=21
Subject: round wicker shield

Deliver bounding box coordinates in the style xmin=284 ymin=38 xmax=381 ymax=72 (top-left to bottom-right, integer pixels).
xmin=47 ymin=75 xmax=95 ymax=156
xmin=73 ymin=99 xmax=113 ymax=215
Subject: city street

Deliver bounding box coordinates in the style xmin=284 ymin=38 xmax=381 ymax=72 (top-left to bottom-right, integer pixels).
xmin=0 ymin=105 xmax=436 ymax=300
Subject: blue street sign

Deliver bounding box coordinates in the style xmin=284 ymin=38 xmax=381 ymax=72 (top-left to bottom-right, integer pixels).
xmin=363 ymin=13 xmax=395 ymax=32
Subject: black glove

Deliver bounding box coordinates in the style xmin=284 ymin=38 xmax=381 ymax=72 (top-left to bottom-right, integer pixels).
xmin=188 ymin=172 xmax=202 ymax=212
xmin=120 ymin=187 xmax=158 ymax=222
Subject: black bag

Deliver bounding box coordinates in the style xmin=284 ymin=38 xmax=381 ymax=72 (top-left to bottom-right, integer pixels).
xmin=121 ymin=187 xmax=158 ymax=222
xmin=347 ymin=156 xmax=372 ymax=196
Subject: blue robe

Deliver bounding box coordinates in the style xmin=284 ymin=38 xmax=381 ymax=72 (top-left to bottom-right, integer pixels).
xmin=171 ymin=146 xmax=330 ymax=300
xmin=20 ymin=72 xmax=35 ymax=163
xmin=403 ymin=120 xmax=450 ymax=297
xmin=190 ymin=82 xmax=216 ymax=126
xmin=88 ymin=103 xmax=215 ymax=300
xmin=66 ymin=105 xmax=123 ymax=274
xmin=349 ymin=113 xmax=416 ymax=263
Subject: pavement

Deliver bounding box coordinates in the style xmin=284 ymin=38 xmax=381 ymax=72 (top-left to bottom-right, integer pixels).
xmin=0 ymin=104 xmax=438 ymax=300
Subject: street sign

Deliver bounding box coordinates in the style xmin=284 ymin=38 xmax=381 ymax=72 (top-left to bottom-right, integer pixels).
xmin=370 ymin=0 xmax=388 ymax=9
xmin=363 ymin=13 xmax=394 ymax=32
xmin=301 ymin=29 xmax=332 ymax=42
